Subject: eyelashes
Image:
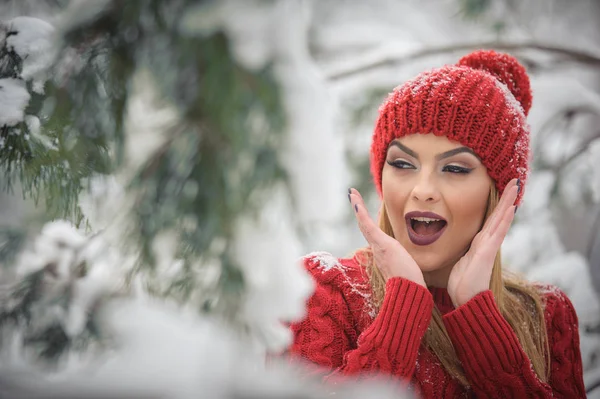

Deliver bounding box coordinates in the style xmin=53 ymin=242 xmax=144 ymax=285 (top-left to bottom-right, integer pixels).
xmin=442 ymin=165 xmax=472 ymax=174
xmin=387 ymin=160 xmax=414 ymax=169
xmin=386 ymin=160 xmax=473 ymax=174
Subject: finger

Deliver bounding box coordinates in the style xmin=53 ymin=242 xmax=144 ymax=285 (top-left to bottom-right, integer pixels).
xmin=482 ymin=179 xmax=517 ymax=234
xmin=489 ymin=203 xmax=517 ymax=249
xmin=349 ymin=188 xmax=386 ymax=247
xmin=482 ymin=179 xmax=519 ymax=236
xmin=470 ymin=205 xmax=516 ymax=266
xmin=488 ymin=183 xmax=519 ymax=236
xmin=483 ymin=188 xmax=517 ymax=249
xmin=349 ymin=188 xmax=376 ymax=240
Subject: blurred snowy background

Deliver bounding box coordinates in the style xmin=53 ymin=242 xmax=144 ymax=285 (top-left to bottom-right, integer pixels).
xmin=1 ymin=0 xmax=600 ymax=397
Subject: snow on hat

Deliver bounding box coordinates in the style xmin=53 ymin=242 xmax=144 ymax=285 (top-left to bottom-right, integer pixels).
xmin=370 ymin=49 xmax=532 ymax=204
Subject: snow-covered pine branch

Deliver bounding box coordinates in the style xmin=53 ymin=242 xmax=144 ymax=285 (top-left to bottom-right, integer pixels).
xmin=325 ymin=41 xmax=600 ymax=82
xmin=1 ymin=2 xmax=336 ymax=397
xmin=0 ymin=218 xmax=406 ymax=399
xmin=0 ymin=14 xmax=114 ymax=218
xmin=0 ymin=221 xmax=121 ymax=367
xmin=0 ymin=16 xmax=55 ymax=148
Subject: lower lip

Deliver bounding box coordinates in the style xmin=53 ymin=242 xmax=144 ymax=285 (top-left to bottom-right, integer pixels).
xmin=407 ymin=222 xmax=447 ymax=246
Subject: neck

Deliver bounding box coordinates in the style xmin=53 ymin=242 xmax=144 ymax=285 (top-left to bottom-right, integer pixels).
xmin=423 ymin=246 xmax=471 ymax=288
xmin=423 ymin=267 xmax=452 ymax=288
xmin=422 ymin=260 xmax=455 ymax=288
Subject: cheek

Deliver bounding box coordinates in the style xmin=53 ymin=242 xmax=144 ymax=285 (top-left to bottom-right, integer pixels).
xmin=449 ymin=186 xmax=489 ymax=233
xmin=381 ymin=170 xmax=411 ymax=232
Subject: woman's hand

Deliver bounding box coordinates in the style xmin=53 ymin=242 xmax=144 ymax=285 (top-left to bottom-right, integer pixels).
xmin=349 ymin=188 xmax=426 ymax=287
xmin=447 ymin=179 xmax=520 ymax=307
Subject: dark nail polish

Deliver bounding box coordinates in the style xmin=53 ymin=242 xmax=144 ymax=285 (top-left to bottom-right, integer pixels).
xmin=517 ymin=179 xmax=521 ymax=194
xmin=354 ymin=204 xmax=358 ymax=213
xmin=348 ymin=188 xmax=351 ymax=194
xmin=348 ymin=193 xmax=351 ymax=203
xmin=514 ymin=206 xmax=518 ymax=214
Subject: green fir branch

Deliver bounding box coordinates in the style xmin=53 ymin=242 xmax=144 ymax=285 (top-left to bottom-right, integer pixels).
xmin=1 ymin=0 xmax=288 ymax=325
xmin=0 ymin=227 xmax=27 ymax=267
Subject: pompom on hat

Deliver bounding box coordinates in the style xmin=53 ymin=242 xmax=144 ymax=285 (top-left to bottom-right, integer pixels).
xmin=370 ymin=49 xmax=532 ymax=204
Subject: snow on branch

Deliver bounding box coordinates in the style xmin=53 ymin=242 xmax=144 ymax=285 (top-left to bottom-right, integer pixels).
xmin=326 ymin=41 xmax=600 ymax=81
xmin=0 ymin=221 xmax=122 ymax=366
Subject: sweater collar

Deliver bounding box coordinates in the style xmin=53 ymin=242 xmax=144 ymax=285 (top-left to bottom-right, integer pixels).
xmin=428 ymin=286 xmax=455 ymax=315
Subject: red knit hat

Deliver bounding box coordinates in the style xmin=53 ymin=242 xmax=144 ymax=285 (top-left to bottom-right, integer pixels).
xmin=370 ymin=49 xmax=532 ymax=204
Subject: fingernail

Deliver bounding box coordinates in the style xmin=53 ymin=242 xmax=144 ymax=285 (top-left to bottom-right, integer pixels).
xmin=517 ymin=179 xmax=521 ymax=194
xmin=354 ymin=204 xmax=358 ymax=213
xmin=348 ymin=193 xmax=351 ymax=203
xmin=514 ymin=206 xmax=518 ymax=214
xmin=348 ymin=188 xmax=351 ymax=194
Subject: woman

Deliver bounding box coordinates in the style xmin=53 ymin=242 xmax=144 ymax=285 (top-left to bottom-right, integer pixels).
xmin=289 ymin=50 xmax=586 ymax=398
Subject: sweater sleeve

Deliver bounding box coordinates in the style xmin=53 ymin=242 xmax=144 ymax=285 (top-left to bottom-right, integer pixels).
xmin=442 ymin=288 xmax=586 ymax=398
xmin=288 ymin=256 xmax=434 ymax=383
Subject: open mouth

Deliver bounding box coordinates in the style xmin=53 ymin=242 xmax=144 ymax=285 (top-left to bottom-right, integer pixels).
xmin=405 ymin=212 xmax=448 ymax=246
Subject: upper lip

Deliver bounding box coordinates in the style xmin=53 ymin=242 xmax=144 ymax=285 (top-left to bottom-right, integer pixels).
xmin=404 ymin=211 xmax=447 ymax=223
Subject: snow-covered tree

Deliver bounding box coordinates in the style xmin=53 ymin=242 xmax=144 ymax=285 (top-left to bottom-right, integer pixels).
xmin=0 ymin=1 xmax=410 ymax=398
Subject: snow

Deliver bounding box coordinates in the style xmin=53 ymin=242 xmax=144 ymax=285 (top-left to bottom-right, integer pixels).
xmin=78 ymin=174 xmax=127 ymax=232
xmin=591 ymin=140 xmax=600 ymax=203
xmin=46 ymin=297 xmax=405 ymax=399
xmin=6 ymin=17 xmax=55 ymax=93
xmin=0 ymin=220 xmax=398 ymax=397
xmin=56 ymin=0 xmax=112 ymax=33
xmin=307 ymin=251 xmax=377 ymax=318
xmin=0 ymin=17 xmax=54 ymax=131
xmin=0 ymin=78 xmax=30 ymax=127
xmin=25 ymin=115 xmax=58 ymax=150
xmin=494 ymin=78 xmax=526 ymax=118
xmin=213 ymin=0 xmax=278 ymax=71
xmin=74 ymin=299 xmax=241 ymax=398
xmin=23 ymin=115 xmax=39 ymax=135
xmin=232 ymin=185 xmax=314 ymax=351
xmin=8 ymin=221 xmax=122 ymax=343
xmin=15 ymin=220 xmax=86 ymax=278
xmin=63 ymin=234 xmax=121 ymax=337
xmin=307 ymin=251 xmax=347 ymax=272
xmin=270 ymin=0 xmax=352 ymax=255
xmin=123 ymin=68 xmax=180 ymax=175
xmin=528 ymin=76 xmax=600 ymax=166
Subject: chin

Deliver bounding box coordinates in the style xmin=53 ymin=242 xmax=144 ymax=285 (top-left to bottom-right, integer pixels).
xmin=397 ymin=235 xmax=442 ymax=270
xmin=411 ymin=252 xmax=446 ymax=272
xmin=397 ymin=229 xmax=465 ymax=275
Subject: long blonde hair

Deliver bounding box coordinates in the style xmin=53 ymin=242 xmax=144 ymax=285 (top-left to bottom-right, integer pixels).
xmin=358 ymin=186 xmax=550 ymax=387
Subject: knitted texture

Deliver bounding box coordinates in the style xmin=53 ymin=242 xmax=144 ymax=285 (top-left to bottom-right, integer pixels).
xmin=370 ymin=50 xmax=531 ymax=204
xmin=289 ymin=253 xmax=586 ymax=398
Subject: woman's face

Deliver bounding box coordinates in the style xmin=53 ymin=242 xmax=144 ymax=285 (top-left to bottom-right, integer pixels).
xmin=381 ymin=133 xmax=492 ymax=287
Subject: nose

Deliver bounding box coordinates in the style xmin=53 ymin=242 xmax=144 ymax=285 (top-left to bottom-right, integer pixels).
xmin=411 ymin=172 xmax=440 ymax=203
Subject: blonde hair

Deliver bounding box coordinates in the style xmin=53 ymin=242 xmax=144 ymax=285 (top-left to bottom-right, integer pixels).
xmin=357 ymin=186 xmax=550 ymax=387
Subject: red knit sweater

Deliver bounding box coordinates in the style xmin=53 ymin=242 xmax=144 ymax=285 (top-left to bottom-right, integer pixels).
xmin=289 ymin=252 xmax=586 ymax=398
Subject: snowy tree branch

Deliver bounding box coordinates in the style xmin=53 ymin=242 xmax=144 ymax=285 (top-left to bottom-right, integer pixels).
xmin=326 ymin=41 xmax=600 ymax=81
xmin=551 ymin=131 xmax=600 ymax=174
xmin=533 ymin=106 xmax=600 ymax=172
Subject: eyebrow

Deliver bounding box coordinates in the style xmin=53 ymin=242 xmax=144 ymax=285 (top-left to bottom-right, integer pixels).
xmin=387 ymin=140 xmax=480 ymax=161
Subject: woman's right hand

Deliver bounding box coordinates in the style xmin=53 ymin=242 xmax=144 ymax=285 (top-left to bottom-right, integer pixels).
xmin=349 ymin=188 xmax=426 ymax=288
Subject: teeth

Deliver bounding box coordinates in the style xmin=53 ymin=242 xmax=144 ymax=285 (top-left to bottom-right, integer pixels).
xmin=411 ymin=217 xmax=441 ymax=223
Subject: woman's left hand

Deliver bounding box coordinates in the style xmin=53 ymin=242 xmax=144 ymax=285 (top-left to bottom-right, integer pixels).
xmin=447 ymin=179 xmax=520 ymax=307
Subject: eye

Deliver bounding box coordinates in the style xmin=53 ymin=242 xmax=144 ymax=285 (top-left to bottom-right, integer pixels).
xmin=443 ymin=164 xmax=472 ymax=174
xmin=387 ymin=160 xmax=415 ymax=169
